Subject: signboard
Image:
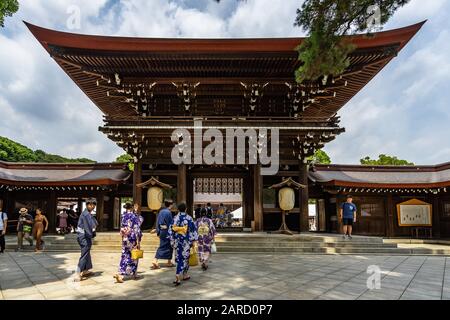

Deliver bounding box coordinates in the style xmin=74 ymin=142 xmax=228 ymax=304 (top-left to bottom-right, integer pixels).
xmin=397 ymin=199 xmax=432 ymax=227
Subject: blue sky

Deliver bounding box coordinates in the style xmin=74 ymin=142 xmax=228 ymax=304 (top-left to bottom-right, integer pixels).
xmin=0 ymin=0 xmax=449 ymax=165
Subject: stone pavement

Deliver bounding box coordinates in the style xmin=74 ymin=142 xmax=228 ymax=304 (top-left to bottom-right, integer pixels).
xmin=0 ymin=251 xmax=449 ymax=300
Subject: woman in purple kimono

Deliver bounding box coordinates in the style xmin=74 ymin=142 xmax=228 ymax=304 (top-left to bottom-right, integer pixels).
xmin=168 ymin=202 xmax=198 ymax=286
xmin=195 ymin=208 xmax=216 ymax=271
xmin=114 ymin=202 xmax=143 ymax=283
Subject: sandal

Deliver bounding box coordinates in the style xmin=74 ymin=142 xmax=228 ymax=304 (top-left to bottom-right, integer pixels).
xmin=166 ymin=262 xmax=175 ymax=268
xmin=73 ymin=275 xmax=87 ymax=282
xmin=173 ymin=280 xmax=181 ymax=286
xmin=182 ymin=276 xmax=191 ymax=281
xmin=150 ymin=263 xmax=160 ymax=270
xmin=113 ymin=274 xmax=124 ymax=283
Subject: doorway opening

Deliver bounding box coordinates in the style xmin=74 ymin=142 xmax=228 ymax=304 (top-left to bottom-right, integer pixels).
xmin=192 ymin=177 xmax=244 ymax=231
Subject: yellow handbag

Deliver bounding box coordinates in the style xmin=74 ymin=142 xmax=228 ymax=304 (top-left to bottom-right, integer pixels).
xmin=188 ymin=245 xmax=199 ymax=266
xmin=131 ymin=248 xmax=144 ymax=260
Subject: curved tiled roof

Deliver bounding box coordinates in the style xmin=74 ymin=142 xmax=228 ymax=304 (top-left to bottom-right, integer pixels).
xmin=309 ymin=163 xmax=450 ymax=188
xmin=0 ymin=161 xmax=131 ymax=186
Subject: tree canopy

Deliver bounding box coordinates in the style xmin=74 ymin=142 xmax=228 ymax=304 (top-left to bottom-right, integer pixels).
xmin=360 ymin=154 xmax=414 ymax=166
xmin=0 ymin=0 xmax=19 ymax=27
xmin=308 ymin=149 xmax=332 ymax=164
xmin=115 ymin=153 xmax=134 ymax=171
xmin=294 ymin=0 xmax=409 ymax=82
xmin=0 ymin=136 xmax=94 ymax=163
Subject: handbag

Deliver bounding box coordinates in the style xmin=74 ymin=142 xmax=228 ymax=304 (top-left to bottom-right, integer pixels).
xmin=23 ymin=225 xmax=32 ymax=233
xmin=188 ymin=245 xmax=199 ymax=266
xmin=211 ymin=242 xmax=217 ymax=253
xmin=131 ymin=248 xmax=144 ymax=260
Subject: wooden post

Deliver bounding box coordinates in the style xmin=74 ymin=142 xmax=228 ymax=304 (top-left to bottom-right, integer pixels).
xmin=96 ymin=191 xmax=105 ymax=231
xmin=299 ymin=162 xmax=309 ymax=232
xmin=133 ymin=160 xmax=142 ymax=207
xmin=253 ymin=164 xmax=263 ymax=231
xmin=48 ymin=191 xmax=57 ymax=234
xmin=386 ymin=194 xmax=394 ymax=237
xmin=432 ymin=195 xmax=440 ymax=239
xmin=177 ymin=164 xmax=187 ymax=203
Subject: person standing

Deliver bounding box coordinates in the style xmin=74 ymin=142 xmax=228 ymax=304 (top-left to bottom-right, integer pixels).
xmin=74 ymin=198 xmax=97 ymax=282
xmin=194 ymin=204 xmax=202 ymax=221
xmin=114 ymin=202 xmax=143 ymax=283
xmin=206 ymin=203 xmax=213 ymax=219
xmin=168 ymin=202 xmax=198 ymax=286
xmin=32 ymin=208 xmax=48 ymax=252
xmin=134 ymin=203 xmax=144 ymax=227
xmin=0 ymin=204 xmax=8 ymax=253
xmin=195 ymin=209 xmax=216 ymax=271
xmin=152 ymin=200 xmax=175 ymax=269
xmin=58 ymin=209 xmax=69 ymax=234
xmin=339 ymin=195 xmax=357 ymax=240
xmin=16 ymin=208 xmax=33 ymax=251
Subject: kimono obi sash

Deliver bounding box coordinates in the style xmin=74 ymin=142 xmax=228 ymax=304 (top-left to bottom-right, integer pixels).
xmin=172 ymin=225 xmax=188 ymax=235
xmin=198 ymin=223 xmax=210 ymax=236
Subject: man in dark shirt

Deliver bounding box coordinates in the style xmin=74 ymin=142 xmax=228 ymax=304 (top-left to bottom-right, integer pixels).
xmin=339 ymin=195 xmax=357 ymax=240
xmin=75 ymin=198 xmax=97 ymax=281
xmin=194 ymin=204 xmax=202 ymax=221
xmin=16 ymin=208 xmax=33 ymax=250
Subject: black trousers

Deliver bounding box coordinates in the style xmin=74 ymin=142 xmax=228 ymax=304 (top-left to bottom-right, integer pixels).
xmin=0 ymin=232 xmax=5 ymax=252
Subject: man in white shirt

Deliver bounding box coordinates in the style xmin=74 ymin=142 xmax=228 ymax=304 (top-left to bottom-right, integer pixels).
xmin=0 ymin=203 xmax=8 ymax=253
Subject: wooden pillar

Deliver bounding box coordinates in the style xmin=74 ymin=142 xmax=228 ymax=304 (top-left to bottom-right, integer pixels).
xmin=48 ymin=191 xmax=57 ymax=233
xmin=432 ymin=195 xmax=440 ymax=239
xmin=187 ymin=174 xmax=194 ymax=215
xmin=243 ymin=174 xmax=252 ymax=228
xmin=96 ymin=191 xmax=105 ymax=231
xmin=299 ymin=162 xmax=309 ymax=232
xmin=253 ymin=164 xmax=263 ymax=231
xmin=386 ymin=194 xmax=394 ymax=237
xmin=177 ymin=164 xmax=187 ymax=204
xmin=133 ymin=160 xmax=142 ymax=207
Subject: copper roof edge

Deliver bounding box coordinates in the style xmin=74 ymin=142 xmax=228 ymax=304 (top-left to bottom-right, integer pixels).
xmin=0 ymin=160 xmax=128 ymax=170
xmin=24 ymin=20 xmax=425 ymax=52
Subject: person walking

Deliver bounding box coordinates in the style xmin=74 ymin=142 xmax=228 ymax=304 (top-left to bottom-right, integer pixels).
xmin=0 ymin=203 xmax=8 ymax=254
xmin=206 ymin=203 xmax=213 ymax=219
xmin=339 ymin=195 xmax=357 ymax=240
xmin=168 ymin=202 xmax=198 ymax=286
xmin=114 ymin=202 xmax=143 ymax=283
xmin=32 ymin=208 xmax=48 ymax=252
xmin=195 ymin=208 xmax=216 ymax=271
xmin=74 ymin=198 xmax=97 ymax=282
xmin=58 ymin=209 xmax=69 ymax=234
xmin=152 ymin=200 xmax=175 ymax=269
xmin=16 ymin=208 xmax=33 ymax=251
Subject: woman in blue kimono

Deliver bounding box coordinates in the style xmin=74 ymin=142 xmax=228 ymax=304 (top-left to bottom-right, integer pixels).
xmin=168 ymin=202 xmax=198 ymax=286
xmin=195 ymin=208 xmax=216 ymax=271
xmin=152 ymin=200 xmax=175 ymax=269
xmin=113 ymin=202 xmax=143 ymax=283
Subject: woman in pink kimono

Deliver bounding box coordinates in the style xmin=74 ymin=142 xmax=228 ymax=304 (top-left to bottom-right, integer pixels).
xmin=195 ymin=208 xmax=216 ymax=271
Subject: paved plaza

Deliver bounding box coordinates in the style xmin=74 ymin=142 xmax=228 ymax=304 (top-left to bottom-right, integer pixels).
xmin=1 ymin=251 xmax=450 ymax=300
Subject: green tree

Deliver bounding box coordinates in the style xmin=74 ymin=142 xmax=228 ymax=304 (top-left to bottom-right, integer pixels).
xmin=308 ymin=149 xmax=332 ymax=164
xmin=360 ymin=154 xmax=414 ymax=166
xmin=294 ymin=0 xmax=409 ymax=83
xmin=0 ymin=0 xmax=19 ymax=27
xmin=115 ymin=153 xmax=134 ymax=171
xmin=0 ymin=136 xmax=94 ymax=163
